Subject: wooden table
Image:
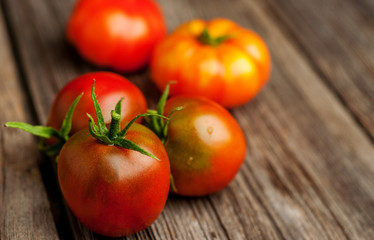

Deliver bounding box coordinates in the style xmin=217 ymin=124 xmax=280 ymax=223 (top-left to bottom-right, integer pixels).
xmin=1 ymin=0 xmax=374 ymax=239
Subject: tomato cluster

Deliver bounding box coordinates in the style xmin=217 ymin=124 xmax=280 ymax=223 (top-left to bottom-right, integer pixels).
xmin=5 ymin=0 xmax=271 ymax=237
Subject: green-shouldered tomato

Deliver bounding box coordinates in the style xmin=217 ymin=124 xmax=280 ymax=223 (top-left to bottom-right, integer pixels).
xmin=146 ymin=88 xmax=246 ymax=196
xmin=164 ymin=96 xmax=246 ymax=196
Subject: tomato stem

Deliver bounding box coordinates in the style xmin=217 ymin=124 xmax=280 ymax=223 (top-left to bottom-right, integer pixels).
xmin=197 ymin=28 xmax=230 ymax=47
xmin=88 ymin=80 xmax=167 ymax=161
xmin=91 ymin=79 xmax=108 ymax=135
xmin=108 ymin=110 xmax=121 ymax=140
xmin=144 ymin=82 xmax=184 ymax=143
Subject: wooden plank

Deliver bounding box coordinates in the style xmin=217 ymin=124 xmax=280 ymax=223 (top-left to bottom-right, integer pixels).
xmin=262 ymin=0 xmax=374 ymax=139
xmin=0 ymin=3 xmax=59 ymax=240
xmin=224 ymin=0 xmax=374 ymax=238
xmin=4 ymin=0 xmax=374 ymax=239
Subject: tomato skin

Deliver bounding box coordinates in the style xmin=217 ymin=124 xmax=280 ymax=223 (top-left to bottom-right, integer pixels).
xmin=163 ymin=96 xmax=246 ymax=196
xmin=58 ymin=123 xmax=170 ymax=237
xmin=67 ymin=0 xmax=166 ymax=72
xmin=151 ymin=18 xmax=271 ymax=107
xmin=47 ymin=72 xmax=147 ymax=135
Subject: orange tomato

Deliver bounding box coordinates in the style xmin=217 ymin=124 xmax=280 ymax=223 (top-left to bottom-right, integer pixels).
xmin=151 ymin=18 xmax=271 ymax=107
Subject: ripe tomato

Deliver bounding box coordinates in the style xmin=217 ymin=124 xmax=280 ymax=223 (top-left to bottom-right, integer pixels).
xmin=58 ymin=124 xmax=170 ymax=236
xmin=57 ymin=81 xmax=170 ymax=237
xmin=151 ymin=18 xmax=271 ymax=107
xmin=67 ymin=0 xmax=166 ymax=72
xmin=150 ymin=95 xmax=247 ymax=196
xmin=47 ymin=72 xmax=147 ymax=135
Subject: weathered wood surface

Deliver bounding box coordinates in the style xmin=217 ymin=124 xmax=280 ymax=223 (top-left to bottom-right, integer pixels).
xmin=263 ymin=0 xmax=374 ymax=139
xmin=0 ymin=2 xmax=59 ymax=239
xmin=1 ymin=0 xmax=374 ymax=239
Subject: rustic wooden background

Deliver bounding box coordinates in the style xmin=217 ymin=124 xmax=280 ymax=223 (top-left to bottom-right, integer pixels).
xmin=1 ymin=0 xmax=374 ymax=239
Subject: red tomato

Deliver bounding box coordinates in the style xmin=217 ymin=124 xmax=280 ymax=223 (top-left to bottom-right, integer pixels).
xmin=47 ymin=72 xmax=147 ymax=135
xmin=67 ymin=0 xmax=166 ymax=72
xmin=163 ymin=96 xmax=247 ymax=196
xmin=58 ymin=123 xmax=170 ymax=237
xmin=151 ymin=18 xmax=271 ymax=107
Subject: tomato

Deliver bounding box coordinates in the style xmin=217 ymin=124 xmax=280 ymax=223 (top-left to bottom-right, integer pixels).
xmin=147 ymin=93 xmax=247 ymax=196
xmin=58 ymin=124 xmax=170 ymax=236
xmin=151 ymin=18 xmax=271 ymax=107
xmin=47 ymin=72 xmax=147 ymax=135
xmin=67 ymin=0 xmax=166 ymax=72
xmin=58 ymin=82 xmax=170 ymax=237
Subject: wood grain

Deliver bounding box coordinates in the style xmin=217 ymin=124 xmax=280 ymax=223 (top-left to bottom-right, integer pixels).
xmin=2 ymin=0 xmax=374 ymax=239
xmin=0 ymin=3 xmax=59 ymax=239
xmin=263 ymin=0 xmax=374 ymax=139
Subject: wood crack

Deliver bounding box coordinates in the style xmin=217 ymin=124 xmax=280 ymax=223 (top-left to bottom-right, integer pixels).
xmin=241 ymin=161 xmax=287 ymax=240
xmin=207 ymin=197 xmax=230 ymax=240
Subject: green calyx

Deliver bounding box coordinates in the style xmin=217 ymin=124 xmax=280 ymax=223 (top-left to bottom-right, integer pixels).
xmin=144 ymin=82 xmax=184 ymax=193
xmin=170 ymin=174 xmax=177 ymax=192
xmin=4 ymin=93 xmax=83 ymax=158
xmin=144 ymin=82 xmax=183 ymax=143
xmin=88 ymin=80 xmax=167 ymax=161
xmin=197 ymin=28 xmax=230 ymax=47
